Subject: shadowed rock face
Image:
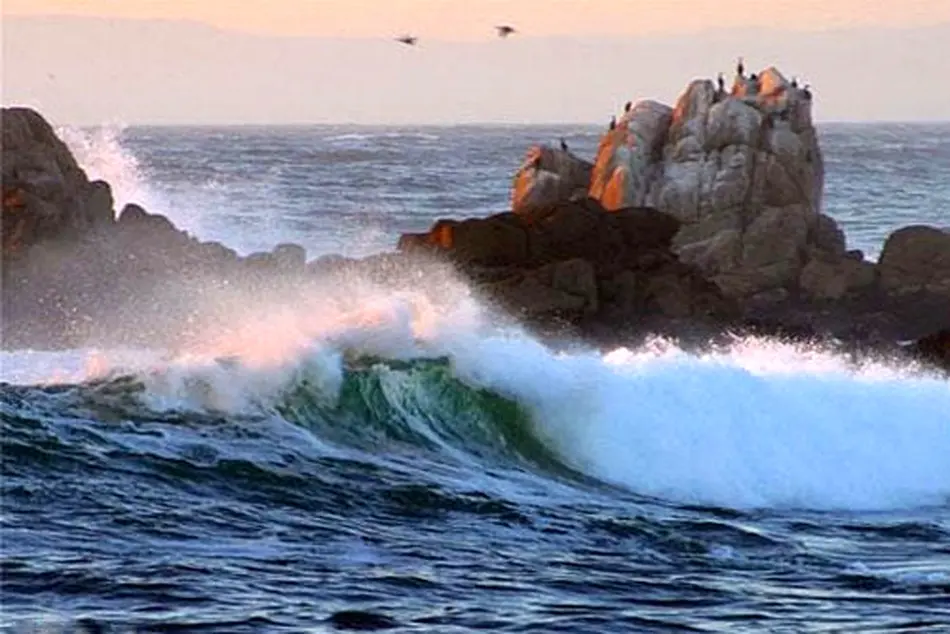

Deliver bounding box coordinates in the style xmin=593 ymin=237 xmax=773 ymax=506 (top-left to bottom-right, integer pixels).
xmin=877 ymin=225 xmax=950 ymax=299
xmin=2 ymin=107 xmax=115 ymax=255
xmin=398 ymin=197 xmax=738 ymax=329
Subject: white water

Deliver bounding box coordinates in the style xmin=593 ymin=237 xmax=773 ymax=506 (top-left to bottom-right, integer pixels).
xmin=4 ymin=277 xmax=949 ymax=512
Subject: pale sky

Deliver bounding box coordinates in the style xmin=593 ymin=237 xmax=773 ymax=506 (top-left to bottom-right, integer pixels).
xmin=4 ymin=1 xmax=950 ymax=124
xmin=7 ymin=0 xmax=950 ymax=39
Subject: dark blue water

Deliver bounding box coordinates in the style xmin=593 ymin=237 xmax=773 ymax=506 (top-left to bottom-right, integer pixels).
xmin=3 ymin=125 xmax=950 ymax=633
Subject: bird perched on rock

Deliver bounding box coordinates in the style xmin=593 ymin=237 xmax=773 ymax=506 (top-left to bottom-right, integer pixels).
xmin=495 ymin=25 xmax=516 ymax=38
xmin=624 ymin=101 xmax=632 ymax=113
xmin=736 ymin=57 xmax=745 ymax=77
xmin=560 ymin=138 xmax=569 ymax=152
xmin=717 ymin=72 xmax=725 ymax=93
xmin=608 ymin=116 xmax=616 ymax=131
xmin=395 ymin=35 xmax=418 ymax=46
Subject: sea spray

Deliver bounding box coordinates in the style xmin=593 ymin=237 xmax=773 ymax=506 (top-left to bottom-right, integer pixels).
xmin=56 ymin=124 xmax=161 ymax=216
xmin=5 ymin=270 xmax=948 ymax=512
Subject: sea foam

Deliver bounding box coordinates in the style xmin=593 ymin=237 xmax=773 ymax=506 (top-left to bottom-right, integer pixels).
xmin=4 ymin=274 xmax=948 ymax=513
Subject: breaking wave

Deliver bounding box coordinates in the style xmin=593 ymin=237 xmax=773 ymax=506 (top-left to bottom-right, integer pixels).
xmin=4 ymin=282 xmax=949 ymax=513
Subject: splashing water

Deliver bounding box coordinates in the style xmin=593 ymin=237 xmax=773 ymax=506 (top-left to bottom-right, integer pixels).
xmin=57 ymin=124 xmax=159 ymax=214
xmin=5 ymin=267 xmax=949 ymax=513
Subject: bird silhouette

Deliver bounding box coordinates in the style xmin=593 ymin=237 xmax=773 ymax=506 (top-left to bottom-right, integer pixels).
xmin=495 ymin=25 xmax=517 ymax=38
xmin=395 ymin=35 xmax=418 ymax=46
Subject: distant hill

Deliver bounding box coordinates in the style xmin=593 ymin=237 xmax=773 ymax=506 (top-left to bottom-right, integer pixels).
xmin=4 ymin=16 xmax=950 ymax=125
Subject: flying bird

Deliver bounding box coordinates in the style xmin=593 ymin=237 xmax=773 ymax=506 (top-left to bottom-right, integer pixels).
xmin=395 ymin=35 xmax=418 ymax=46
xmin=495 ymin=25 xmax=517 ymax=38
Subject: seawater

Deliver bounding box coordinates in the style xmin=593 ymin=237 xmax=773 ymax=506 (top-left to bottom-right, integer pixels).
xmin=2 ymin=124 xmax=950 ymax=633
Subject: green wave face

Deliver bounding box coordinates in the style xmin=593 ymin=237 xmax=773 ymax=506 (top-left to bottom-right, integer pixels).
xmin=275 ymin=355 xmax=568 ymax=476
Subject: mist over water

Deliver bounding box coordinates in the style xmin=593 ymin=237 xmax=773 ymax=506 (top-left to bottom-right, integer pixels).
xmin=3 ymin=124 xmax=949 ymax=632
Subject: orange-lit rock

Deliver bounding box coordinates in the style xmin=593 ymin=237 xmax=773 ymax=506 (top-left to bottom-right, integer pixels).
xmin=511 ymin=145 xmax=593 ymax=212
xmin=586 ymin=67 xmax=834 ymax=301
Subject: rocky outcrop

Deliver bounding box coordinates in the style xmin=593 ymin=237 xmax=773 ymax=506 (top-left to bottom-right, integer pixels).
xmin=585 ymin=67 xmax=848 ymax=303
xmin=2 ymin=107 xmax=114 ymax=256
xmin=0 ymin=106 xmax=330 ymax=349
xmin=877 ymin=225 xmax=950 ymax=299
xmin=511 ymin=145 xmax=593 ymax=213
xmin=906 ymin=328 xmax=950 ymax=374
xmin=398 ymin=198 xmax=736 ymax=331
xmin=3 ymin=104 xmax=950 ymax=373
xmin=798 ymin=251 xmax=876 ymax=302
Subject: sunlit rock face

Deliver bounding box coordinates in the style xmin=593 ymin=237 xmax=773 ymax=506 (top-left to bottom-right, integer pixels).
xmin=511 ymin=145 xmax=593 ymax=213
xmin=589 ymin=67 xmax=835 ymax=301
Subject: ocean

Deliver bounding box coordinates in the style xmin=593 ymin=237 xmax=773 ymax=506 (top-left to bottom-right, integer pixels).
xmin=2 ymin=123 xmax=950 ymax=633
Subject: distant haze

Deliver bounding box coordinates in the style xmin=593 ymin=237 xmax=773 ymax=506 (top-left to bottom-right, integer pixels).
xmin=3 ymin=15 xmax=950 ymax=125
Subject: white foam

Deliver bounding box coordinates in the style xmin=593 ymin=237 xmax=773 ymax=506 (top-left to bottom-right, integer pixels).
xmin=5 ymin=270 xmax=949 ymax=513
xmin=451 ymin=334 xmax=950 ymax=512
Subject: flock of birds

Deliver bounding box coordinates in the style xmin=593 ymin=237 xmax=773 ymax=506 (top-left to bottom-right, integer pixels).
xmin=396 ymin=25 xmax=516 ymax=46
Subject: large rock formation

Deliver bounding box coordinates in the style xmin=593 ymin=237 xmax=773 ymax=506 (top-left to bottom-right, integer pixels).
xmin=2 ymin=107 xmax=114 ymax=255
xmin=0 ymin=106 xmax=327 ymax=350
xmin=586 ymin=67 xmax=845 ymax=302
xmin=398 ymin=197 xmax=736 ymax=335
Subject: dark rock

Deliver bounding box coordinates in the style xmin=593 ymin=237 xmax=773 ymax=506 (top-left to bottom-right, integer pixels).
xmin=877 ymin=225 xmax=950 ymax=298
xmin=905 ymin=328 xmax=950 ymax=373
xmin=327 ymin=610 xmax=399 ymax=631
xmin=83 ymin=180 xmax=115 ymax=228
xmin=810 ymin=213 xmax=847 ymax=259
xmin=272 ymin=242 xmax=307 ymax=271
xmin=612 ymin=206 xmax=682 ymax=251
xmin=2 ymin=106 xmax=109 ymax=255
xmin=486 ymin=258 xmax=598 ymax=319
xmin=520 ymin=199 xmax=628 ymax=270
xmin=116 ymin=203 xmax=179 ymax=239
xmin=799 ymin=254 xmax=876 ymax=302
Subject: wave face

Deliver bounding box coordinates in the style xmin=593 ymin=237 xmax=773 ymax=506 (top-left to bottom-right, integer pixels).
xmin=5 ymin=273 xmax=949 ymax=512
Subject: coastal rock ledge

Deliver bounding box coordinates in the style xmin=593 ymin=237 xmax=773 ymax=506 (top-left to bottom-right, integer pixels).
xmin=2 ymin=90 xmax=949 ymax=372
